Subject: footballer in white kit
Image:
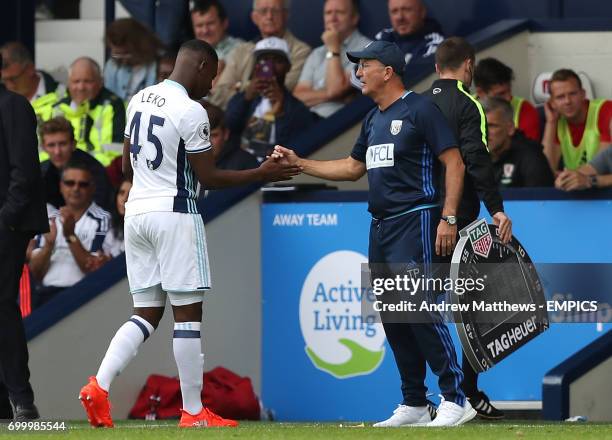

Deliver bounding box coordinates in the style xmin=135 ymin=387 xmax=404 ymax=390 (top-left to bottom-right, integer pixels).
xmin=123 ymin=79 xmax=212 ymax=306
xmin=79 ymin=40 xmax=300 ymax=429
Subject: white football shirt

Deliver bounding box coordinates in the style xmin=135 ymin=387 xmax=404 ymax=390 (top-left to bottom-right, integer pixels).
xmin=124 ymin=80 xmax=212 ymax=216
xmin=34 ymin=203 xmax=112 ymax=287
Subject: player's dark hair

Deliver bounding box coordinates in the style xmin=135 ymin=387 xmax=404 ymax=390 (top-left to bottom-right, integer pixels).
xmin=473 ymin=57 xmax=514 ymax=91
xmin=481 ymin=96 xmax=513 ymax=122
xmin=435 ymin=36 xmax=475 ymax=71
xmin=192 ymin=0 xmax=228 ymax=21
xmin=179 ymin=39 xmax=219 ymax=65
xmin=39 ymin=117 xmax=75 ymax=142
xmin=550 ymin=68 xmax=582 ymax=89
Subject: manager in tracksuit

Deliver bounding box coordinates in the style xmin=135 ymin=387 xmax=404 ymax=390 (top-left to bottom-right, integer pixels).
xmin=426 ymin=37 xmax=512 ymax=419
xmin=273 ymin=41 xmax=477 ymax=427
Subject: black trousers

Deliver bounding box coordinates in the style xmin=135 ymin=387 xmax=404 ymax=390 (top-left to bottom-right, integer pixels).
xmin=0 ymin=229 xmax=34 ymax=407
xmin=456 ymin=219 xmax=479 ymax=397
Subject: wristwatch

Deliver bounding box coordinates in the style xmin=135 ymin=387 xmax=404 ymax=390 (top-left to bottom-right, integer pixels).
xmin=589 ymin=175 xmax=598 ymax=188
xmin=67 ymin=234 xmax=79 ymax=243
xmin=441 ymin=215 xmax=457 ymax=225
xmin=325 ymin=51 xmax=340 ymax=59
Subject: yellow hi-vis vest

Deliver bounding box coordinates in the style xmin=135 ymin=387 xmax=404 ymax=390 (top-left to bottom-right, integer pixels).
xmin=510 ymin=96 xmax=525 ymax=128
xmin=53 ymin=89 xmax=126 ymax=166
xmin=32 ymin=84 xmax=66 ymax=123
xmin=557 ymin=99 xmax=605 ymax=170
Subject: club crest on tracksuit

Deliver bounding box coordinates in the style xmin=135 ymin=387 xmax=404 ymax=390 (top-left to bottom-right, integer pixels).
xmin=390 ymin=120 xmax=403 ymax=135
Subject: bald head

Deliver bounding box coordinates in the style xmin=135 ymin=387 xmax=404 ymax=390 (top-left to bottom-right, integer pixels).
xmin=388 ymin=0 xmax=426 ymax=37
xmin=70 ymin=57 xmax=102 ymax=79
xmin=69 ymin=57 xmax=103 ymax=104
xmin=171 ymin=39 xmax=219 ymax=99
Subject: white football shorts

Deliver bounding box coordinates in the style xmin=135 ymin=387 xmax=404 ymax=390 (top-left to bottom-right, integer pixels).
xmin=125 ymin=211 xmax=211 ymax=305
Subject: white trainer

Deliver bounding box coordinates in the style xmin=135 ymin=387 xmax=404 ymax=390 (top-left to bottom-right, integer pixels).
xmin=426 ymin=398 xmax=477 ymax=427
xmin=373 ymin=404 xmax=432 ymax=427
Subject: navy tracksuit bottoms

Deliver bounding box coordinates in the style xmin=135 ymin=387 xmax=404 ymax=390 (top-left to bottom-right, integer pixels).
xmin=369 ymin=207 xmax=465 ymax=407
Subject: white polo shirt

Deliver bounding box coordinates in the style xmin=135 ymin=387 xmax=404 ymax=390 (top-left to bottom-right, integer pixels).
xmin=34 ymin=203 xmax=111 ymax=287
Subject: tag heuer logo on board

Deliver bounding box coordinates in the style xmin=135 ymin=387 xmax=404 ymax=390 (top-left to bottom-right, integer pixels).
xmin=467 ymin=219 xmax=493 ymax=258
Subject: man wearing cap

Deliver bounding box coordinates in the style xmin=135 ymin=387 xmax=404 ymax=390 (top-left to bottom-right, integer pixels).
xmin=274 ymin=41 xmax=476 ymax=427
xmin=208 ymin=0 xmax=311 ymax=109
xmin=225 ymin=37 xmax=315 ymax=162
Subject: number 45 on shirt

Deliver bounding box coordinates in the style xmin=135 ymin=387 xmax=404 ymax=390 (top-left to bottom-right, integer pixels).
xmin=128 ymin=111 xmax=165 ymax=170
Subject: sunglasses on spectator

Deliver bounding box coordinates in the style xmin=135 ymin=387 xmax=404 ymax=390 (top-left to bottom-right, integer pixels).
xmin=62 ymin=180 xmax=91 ymax=188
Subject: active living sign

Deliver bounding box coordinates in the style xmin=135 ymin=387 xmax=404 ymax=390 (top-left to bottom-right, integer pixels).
xmin=261 ymin=196 xmax=611 ymax=422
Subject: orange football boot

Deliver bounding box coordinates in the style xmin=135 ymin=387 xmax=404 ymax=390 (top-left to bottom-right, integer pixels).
xmin=78 ymin=376 xmax=114 ymax=428
xmin=178 ymin=407 xmax=239 ymax=428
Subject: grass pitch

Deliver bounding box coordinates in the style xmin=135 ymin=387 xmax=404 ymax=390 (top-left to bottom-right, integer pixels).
xmin=1 ymin=420 xmax=611 ymax=439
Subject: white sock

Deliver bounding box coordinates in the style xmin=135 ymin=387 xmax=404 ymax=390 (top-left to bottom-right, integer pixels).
xmin=95 ymin=315 xmax=154 ymax=392
xmin=173 ymin=322 xmax=204 ymax=416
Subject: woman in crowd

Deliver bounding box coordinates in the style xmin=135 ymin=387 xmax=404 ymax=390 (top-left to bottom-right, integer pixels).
xmin=104 ymin=18 xmax=164 ymax=102
xmin=101 ymin=179 xmax=132 ymax=259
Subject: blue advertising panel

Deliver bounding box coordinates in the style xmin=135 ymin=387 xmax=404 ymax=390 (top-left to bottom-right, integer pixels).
xmin=261 ymin=195 xmax=611 ymax=421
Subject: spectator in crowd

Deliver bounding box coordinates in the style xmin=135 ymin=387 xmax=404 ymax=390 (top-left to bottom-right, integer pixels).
xmin=294 ymin=0 xmax=371 ymax=118
xmin=375 ymin=0 xmax=444 ymax=82
xmin=483 ymin=97 xmax=554 ymax=188
xmin=29 ymin=161 xmax=112 ymax=307
xmin=104 ymin=18 xmax=164 ymax=102
xmin=119 ymin=0 xmax=189 ymax=51
xmin=209 ymin=0 xmax=311 ymax=109
xmin=39 ymin=117 xmax=113 ymax=210
xmin=0 ymin=41 xmax=65 ymax=123
xmin=53 ymin=57 xmax=126 ymax=166
xmin=105 ymin=156 xmax=125 ymax=190
xmin=101 ymin=179 xmax=132 ymax=258
xmin=191 ymin=0 xmax=244 ymax=78
xmin=555 ymin=147 xmax=612 ymax=191
xmin=199 ymin=100 xmax=259 ymax=170
xmin=157 ymin=51 xmax=177 ymax=82
xmin=543 ymin=68 xmax=612 ymax=171
xmin=225 ymin=37 xmax=315 ymax=162
xmin=474 ymin=58 xmax=541 ymax=142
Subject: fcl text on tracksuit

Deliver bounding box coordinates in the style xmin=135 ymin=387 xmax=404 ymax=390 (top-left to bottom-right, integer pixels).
xmin=351 ymin=90 xmax=465 ymax=407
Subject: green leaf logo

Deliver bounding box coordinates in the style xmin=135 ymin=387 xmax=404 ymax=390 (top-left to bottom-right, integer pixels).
xmin=306 ymin=338 xmax=385 ymax=378
xmin=299 ymin=251 xmax=386 ymax=380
